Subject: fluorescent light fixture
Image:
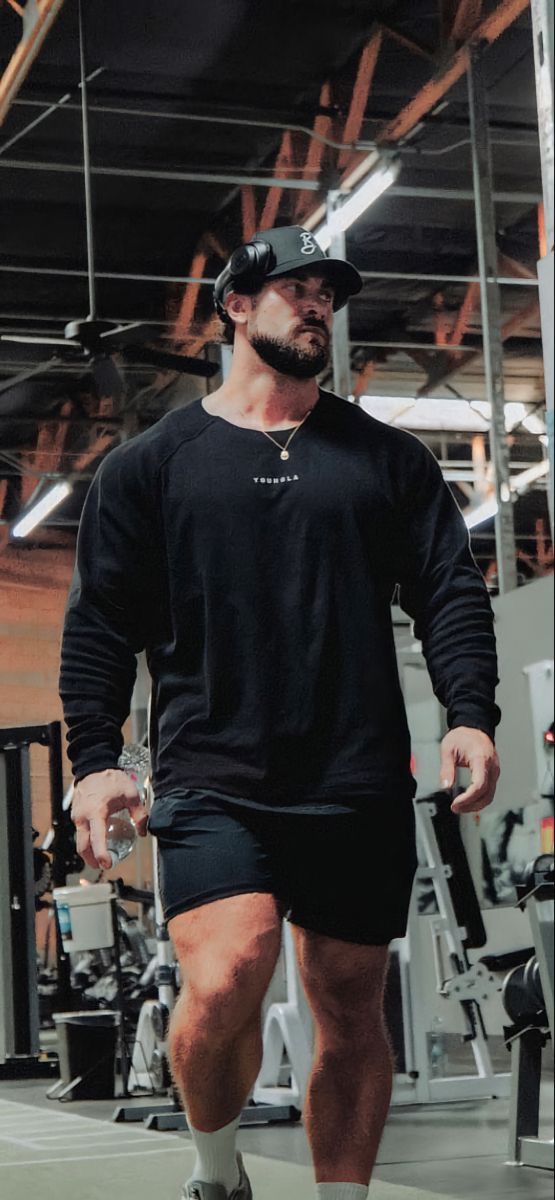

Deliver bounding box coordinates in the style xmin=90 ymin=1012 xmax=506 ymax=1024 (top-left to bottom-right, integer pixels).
xmin=357 ymin=395 xmax=491 ymax=433
xmin=465 ymin=499 xmax=499 ymax=529
xmin=511 ymin=460 xmax=551 ymax=494
xmin=522 ymin=413 xmax=547 ymax=435
xmin=464 ymin=460 xmax=550 ymax=529
xmin=356 ymin=395 xmax=548 ymax=437
xmin=316 ymin=229 xmax=333 ymax=252
xmin=504 ymin=402 xmax=547 ymax=435
xmin=11 ymin=479 xmax=72 ymax=539
xmin=314 ymin=158 xmax=400 ymax=251
xmin=471 ymin=400 xmax=547 ymax=435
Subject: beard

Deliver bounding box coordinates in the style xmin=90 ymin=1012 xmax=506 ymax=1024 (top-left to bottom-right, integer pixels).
xmin=250 ymin=330 xmax=329 ymax=379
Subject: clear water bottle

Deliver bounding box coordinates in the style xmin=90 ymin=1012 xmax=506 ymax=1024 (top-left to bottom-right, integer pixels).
xmin=106 ymin=810 xmax=137 ymax=867
xmin=105 ymin=744 xmax=150 ymax=867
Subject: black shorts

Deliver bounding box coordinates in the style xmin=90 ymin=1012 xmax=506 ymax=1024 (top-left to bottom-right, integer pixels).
xmin=148 ymin=789 xmax=418 ymax=946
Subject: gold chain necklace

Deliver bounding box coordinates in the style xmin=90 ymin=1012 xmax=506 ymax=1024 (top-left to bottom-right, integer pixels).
xmin=257 ymin=408 xmax=313 ymax=461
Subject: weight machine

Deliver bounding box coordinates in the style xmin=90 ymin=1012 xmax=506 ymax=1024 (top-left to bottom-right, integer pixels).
xmin=0 ymin=721 xmax=72 ymax=1079
xmin=503 ymin=855 xmax=554 ymax=1171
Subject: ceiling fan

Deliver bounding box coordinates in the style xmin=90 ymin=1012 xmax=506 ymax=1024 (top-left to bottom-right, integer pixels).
xmin=1 ymin=0 xmax=218 ymax=393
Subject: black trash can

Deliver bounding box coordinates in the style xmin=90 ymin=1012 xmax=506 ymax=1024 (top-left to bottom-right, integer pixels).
xmin=53 ymin=1011 xmax=119 ymax=1100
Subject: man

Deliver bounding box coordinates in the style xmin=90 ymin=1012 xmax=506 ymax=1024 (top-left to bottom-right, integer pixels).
xmin=60 ymin=225 xmax=501 ymax=1200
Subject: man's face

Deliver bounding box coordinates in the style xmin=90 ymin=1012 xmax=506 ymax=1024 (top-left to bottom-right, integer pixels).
xmin=241 ymin=272 xmax=334 ymax=379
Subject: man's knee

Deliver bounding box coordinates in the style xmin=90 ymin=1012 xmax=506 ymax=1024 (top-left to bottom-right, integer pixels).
xmin=296 ymin=935 xmax=390 ymax=1033
xmin=313 ymin=990 xmax=393 ymax=1065
xmin=191 ymin=931 xmax=278 ymax=1015
xmin=170 ymin=921 xmax=281 ymax=1039
xmin=313 ymin=990 xmax=388 ymax=1046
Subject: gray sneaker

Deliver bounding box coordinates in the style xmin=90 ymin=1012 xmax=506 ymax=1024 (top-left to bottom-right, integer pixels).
xmin=183 ymin=1152 xmax=253 ymax=1200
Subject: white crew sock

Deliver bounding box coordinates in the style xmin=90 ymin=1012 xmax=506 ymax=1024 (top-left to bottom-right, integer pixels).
xmin=316 ymin=1185 xmax=369 ymax=1200
xmin=187 ymin=1113 xmax=241 ymax=1193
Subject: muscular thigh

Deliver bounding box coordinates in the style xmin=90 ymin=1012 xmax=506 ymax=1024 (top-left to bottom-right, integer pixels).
xmin=169 ymin=892 xmax=283 ymax=998
xmin=148 ymin=790 xmax=285 ymax=997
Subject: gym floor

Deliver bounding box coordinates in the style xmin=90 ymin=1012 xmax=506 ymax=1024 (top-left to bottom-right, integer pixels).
xmin=0 ymin=1059 xmax=552 ymax=1200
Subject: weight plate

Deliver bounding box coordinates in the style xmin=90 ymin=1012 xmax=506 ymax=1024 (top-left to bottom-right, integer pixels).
xmin=502 ymin=964 xmax=528 ymax=1023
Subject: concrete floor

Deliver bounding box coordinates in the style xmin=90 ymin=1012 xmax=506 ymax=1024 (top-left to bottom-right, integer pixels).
xmin=0 ymin=1070 xmax=552 ymax=1200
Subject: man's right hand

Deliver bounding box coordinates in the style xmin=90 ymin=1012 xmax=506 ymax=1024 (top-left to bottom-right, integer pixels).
xmin=71 ymin=768 xmax=150 ymax=870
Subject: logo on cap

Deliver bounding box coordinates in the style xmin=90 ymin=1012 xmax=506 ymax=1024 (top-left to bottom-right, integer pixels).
xmin=300 ymin=232 xmax=318 ymax=256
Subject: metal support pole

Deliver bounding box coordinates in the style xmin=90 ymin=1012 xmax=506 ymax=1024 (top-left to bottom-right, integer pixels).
xmin=327 ymin=192 xmax=353 ymax=400
xmin=77 ymin=0 xmax=96 ymax=320
xmin=531 ymin=0 xmax=554 ymax=534
xmin=468 ymin=47 xmax=518 ymax=593
xmin=47 ymin=721 xmax=72 ymax=1011
xmin=111 ymin=898 xmax=130 ymax=1098
xmin=531 ymin=0 xmax=554 ymax=250
xmin=538 ymin=252 xmax=554 ymax=536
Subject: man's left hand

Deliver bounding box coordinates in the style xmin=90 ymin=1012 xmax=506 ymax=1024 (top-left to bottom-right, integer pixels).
xmin=440 ymin=727 xmax=500 ymax=814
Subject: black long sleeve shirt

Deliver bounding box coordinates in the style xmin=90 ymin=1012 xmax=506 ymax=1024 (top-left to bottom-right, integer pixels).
xmin=59 ymin=390 xmax=500 ymax=812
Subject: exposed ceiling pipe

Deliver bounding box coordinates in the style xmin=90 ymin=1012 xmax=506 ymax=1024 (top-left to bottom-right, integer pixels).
xmin=0 ymin=156 xmax=322 ymax=190
xmin=9 ymin=97 xmax=360 ymax=153
xmin=0 ymin=265 xmax=539 ymax=288
xmin=11 ymin=97 xmax=539 ymax=156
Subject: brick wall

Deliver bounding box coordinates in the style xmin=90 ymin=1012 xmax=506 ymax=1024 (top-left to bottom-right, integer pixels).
xmin=1 ymin=554 xmax=74 ymax=833
xmin=1 ymin=551 xmax=146 ymax=960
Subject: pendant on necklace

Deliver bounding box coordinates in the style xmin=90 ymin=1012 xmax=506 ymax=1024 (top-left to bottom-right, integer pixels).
xmin=280 ymin=450 xmax=290 ymax=461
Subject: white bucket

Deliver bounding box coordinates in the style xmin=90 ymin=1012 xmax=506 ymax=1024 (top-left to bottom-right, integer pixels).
xmin=54 ymin=884 xmax=114 ymax=952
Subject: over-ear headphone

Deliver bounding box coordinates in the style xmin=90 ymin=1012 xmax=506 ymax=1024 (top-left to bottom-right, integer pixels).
xmin=214 ymin=238 xmax=276 ymax=317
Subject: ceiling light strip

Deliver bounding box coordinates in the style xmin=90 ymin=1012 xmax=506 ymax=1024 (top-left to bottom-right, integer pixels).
xmin=11 ymin=480 xmax=72 ymax=539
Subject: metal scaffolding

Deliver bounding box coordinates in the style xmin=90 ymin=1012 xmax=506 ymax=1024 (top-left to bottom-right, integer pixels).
xmin=468 ymin=46 xmax=518 ymax=593
xmin=531 ymin=0 xmax=554 ymax=535
xmin=327 ymin=193 xmax=353 ymax=401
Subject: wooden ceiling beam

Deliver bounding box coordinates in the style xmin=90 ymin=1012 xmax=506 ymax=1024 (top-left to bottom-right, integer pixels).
xmin=338 ymin=29 xmax=383 ymax=169
xmin=173 ymin=246 xmax=209 ymax=343
xmin=452 ymin=1 xmax=484 ymax=42
xmin=261 ymin=130 xmax=295 ymax=229
xmin=433 ymin=293 xmax=450 ymax=345
xmin=19 ymin=399 xmax=72 ymax=506
xmin=500 ymin=298 xmax=541 ymax=341
xmin=498 ymin=252 xmax=538 ymax=280
xmin=538 ymin=202 xmax=548 ymax=258
xmin=204 ymin=232 xmax=228 ymax=262
xmin=0 ymin=0 xmax=66 ymax=125
xmin=381 ymin=25 xmax=434 ymax=62
xmin=418 ymin=298 xmax=541 ymax=395
xmin=376 ymin=0 xmax=530 ymax=147
xmin=352 ymin=359 xmax=376 ymax=397
xmin=295 ymin=83 xmax=335 ymax=223
xmin=171 ymin=1 xmax=532 ymax=375
xmin=241 ymin=185 xmax=257 ymax=242
xmin=449 ymin=280 xmax=481 ymax=347
xmin=68 ymin=422 xmax=117 ymax=476
xmin=441 ymin=1 xmax=484 ymax=45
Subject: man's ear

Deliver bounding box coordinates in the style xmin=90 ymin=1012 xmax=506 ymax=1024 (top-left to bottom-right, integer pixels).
xmin=225 ymin=291 xmax=251 ymax=329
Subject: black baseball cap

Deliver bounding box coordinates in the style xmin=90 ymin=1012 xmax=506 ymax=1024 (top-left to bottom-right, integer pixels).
xmin=214 ymin=224 xmax=363 ymax=313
